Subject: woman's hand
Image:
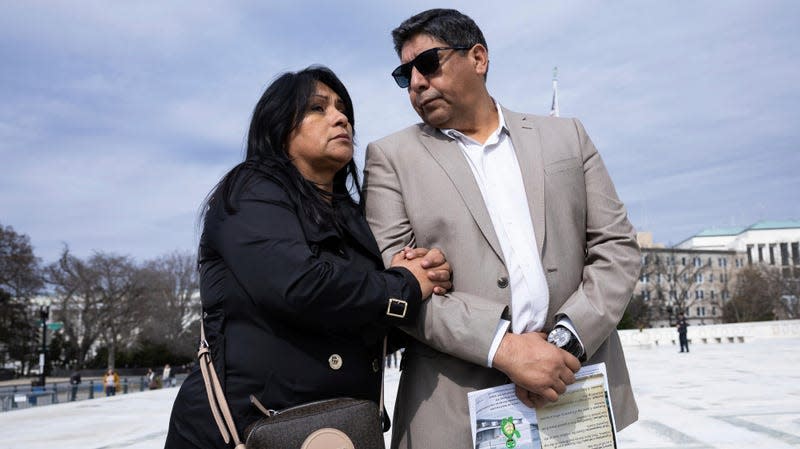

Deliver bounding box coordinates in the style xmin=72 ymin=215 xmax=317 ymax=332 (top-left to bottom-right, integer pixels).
xmin=390 ymin=247 xmax=452 ymax=297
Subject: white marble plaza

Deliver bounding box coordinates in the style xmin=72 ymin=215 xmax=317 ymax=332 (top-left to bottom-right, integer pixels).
xmin=2 ymin=335 xmax=799 ymax=448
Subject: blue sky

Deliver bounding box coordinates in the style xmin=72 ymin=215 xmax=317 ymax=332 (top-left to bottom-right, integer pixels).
xmin=2 ymin=1 xmax=799 ymax=263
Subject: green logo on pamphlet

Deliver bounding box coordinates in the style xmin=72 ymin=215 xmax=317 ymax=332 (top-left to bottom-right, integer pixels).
xmin=500 ymin=416 xmax=521 ymax=448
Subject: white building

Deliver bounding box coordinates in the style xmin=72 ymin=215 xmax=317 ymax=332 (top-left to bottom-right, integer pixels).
xmin=676 ymin=220 xmax=800 ymax=268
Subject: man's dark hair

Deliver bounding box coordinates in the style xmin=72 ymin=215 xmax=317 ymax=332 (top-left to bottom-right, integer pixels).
xmin=391 ymin=9 xmax=488 ymax=57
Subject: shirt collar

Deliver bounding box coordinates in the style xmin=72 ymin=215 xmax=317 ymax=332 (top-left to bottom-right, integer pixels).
xmin=441 ymin=102 xmax=509 ymax=145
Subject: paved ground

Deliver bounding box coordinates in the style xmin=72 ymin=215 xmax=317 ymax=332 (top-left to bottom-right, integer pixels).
xmin=1 ymin=336 xmax=798 ymax=448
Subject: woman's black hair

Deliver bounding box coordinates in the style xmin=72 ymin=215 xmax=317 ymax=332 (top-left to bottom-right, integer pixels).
xmin=202 ymin=65 xmax=360 ymax=228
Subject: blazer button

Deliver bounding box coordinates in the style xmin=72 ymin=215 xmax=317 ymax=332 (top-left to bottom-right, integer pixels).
xmin=328 ymin=354 xmax=343 ymax=370
xmin=497 ymin=276 xmax=509 ymax=288
xmin=372 ymin=358 xmax=381 ymax=373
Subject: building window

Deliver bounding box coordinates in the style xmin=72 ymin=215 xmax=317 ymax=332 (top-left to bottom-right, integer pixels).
xmin=712 ymin=307 xmax=716 ymax=316
xmin=695 ymin=273 xmax=704 ymax=283
xmin=781 ymin=243 xmax=789 ymax=266
xmin=681 ymin=257 xmax=686 ymax=266
xmin=709 ymin=273 xmax=714 ymax=283
xmin=643 ymin=290 xmax=650 ymax=301
xmin=641 ymin=273 xmax=649 ymax=283
xmin=769 ymin=244 xmax=776 ymax=265
xmin=710 ymin=290 xmax=716 ymax=299
xmin=747 ymin=245 xmax=753 ymax=264
xmin=792 ymin=242 xmax=799 ymax=265
xmin=693 ymin=257 xmax=702 ymax=267
xmin=642 ymin=255 xmax=648 ymax=265
xmin=758 ymin=244 xmax=764 ymax=262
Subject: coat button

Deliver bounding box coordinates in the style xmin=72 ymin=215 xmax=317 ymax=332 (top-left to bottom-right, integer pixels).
xmin=497 ymin=276 xmax=509 ymax=288
xmin=328 ymin=354 xmax=343 ymax=370
xmin=372 ymin=358 xmax=381 ymax=373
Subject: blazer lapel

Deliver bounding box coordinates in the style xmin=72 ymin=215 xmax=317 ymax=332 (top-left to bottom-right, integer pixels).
xmin=504 ymin=108 xmax=546 ymax=255
xmin=419 ymin=126 xmax=504 ymax=261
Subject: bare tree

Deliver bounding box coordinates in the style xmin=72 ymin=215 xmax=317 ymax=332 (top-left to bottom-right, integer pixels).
xmin=0 ymin=223 xmax=43 ymax=373
xmin=0 ymin=223 xmax=43 ymax=300
xmin=46 ymin=248 xmax=149 ymax=368
xmin=773 ymin=267 xmax=800 ymax=320
xmin=640 ymin=249 xmax=715 ymax=325
xmin=140 ymin=250 xmax=200 ymax=359
xmin=723 ymin=265 xmax=781 ymax=322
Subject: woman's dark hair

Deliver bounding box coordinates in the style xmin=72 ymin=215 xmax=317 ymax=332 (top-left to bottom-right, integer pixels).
xmin=202 ymin=65 xmax=360 ymax=227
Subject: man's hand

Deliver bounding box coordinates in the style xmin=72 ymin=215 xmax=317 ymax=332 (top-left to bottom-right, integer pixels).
xmin=492 ymin=332 xmax=581 ymax=408
xmin=390 ymin=247 xmax=452 ymax=298
xmin=399 ymin=247 xmax=452 ymax=295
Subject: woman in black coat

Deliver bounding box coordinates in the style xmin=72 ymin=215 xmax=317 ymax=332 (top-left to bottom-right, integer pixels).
xmin=164 ymin=66 xmax=451 ymax=448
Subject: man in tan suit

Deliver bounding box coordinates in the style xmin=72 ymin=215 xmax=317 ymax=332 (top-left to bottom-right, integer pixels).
xmin=363 ymin=8 xmax=641 ymax=449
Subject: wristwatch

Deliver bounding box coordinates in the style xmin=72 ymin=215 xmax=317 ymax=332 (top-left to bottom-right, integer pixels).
xmin=547 ymin=326 xmax=585 ymax=361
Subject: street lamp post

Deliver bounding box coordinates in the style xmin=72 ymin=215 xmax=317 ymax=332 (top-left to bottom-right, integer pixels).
xmin=38 ymin=305 xmax=49 ymax=387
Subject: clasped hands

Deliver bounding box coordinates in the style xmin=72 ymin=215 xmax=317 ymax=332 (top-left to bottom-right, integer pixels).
xmin=389 ymin=246 xmax=452 ymax=298
xmin=493 ymin=331 xmax=581 ymax=409
xmin=390 ymin=247 xmax=579 ymax=409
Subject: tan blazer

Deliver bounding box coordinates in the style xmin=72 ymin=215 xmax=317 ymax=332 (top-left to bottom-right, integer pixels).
xmin=363 ymin=108 xmax=640 ymax=449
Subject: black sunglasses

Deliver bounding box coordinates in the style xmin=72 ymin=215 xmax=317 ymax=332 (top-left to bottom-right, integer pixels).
xmin=391 ymin=46 xmax=471 ymax=88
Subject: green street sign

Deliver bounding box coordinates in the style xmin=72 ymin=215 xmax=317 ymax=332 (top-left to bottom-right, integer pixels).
xmin=46 ymin=322 xmax=63 ymax=331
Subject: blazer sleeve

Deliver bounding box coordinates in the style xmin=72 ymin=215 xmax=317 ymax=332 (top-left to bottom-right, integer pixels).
xmin=364 ymin=141 xmax=507 ymax=367
xmin=207 ymin=175 xmax=422 ymax=330
xmin=555 ymin=119 xmax=641 ymax=358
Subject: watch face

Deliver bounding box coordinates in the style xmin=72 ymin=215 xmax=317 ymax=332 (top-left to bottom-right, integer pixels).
xmin=548 ymin=328 xmax=572 ymax=347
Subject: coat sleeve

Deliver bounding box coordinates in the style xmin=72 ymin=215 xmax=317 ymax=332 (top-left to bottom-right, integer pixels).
xmin=207 ymin=176 xmax=422 ymax=330
xmin=363 ymin=141 xmax=507 ymax=367
xmin=555 ymin=119 xmax=641 ymax=358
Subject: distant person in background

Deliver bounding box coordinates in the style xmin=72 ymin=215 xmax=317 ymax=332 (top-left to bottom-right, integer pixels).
xmin=146 ymin=368 xmax=158 ymax=389
xmin=69 ymin=369 xmax=81 ymax=401
xmin=677 ymin=314 xmax=690 ymax=353
xmin=104 ymin=369 xmax=117 ymax=396
xmin=162 ymin=364 xmax=174 ymax=387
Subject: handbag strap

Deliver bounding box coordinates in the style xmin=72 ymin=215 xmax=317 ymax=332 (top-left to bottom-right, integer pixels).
xmin=199 ymin=320 xmax=246 ymax=449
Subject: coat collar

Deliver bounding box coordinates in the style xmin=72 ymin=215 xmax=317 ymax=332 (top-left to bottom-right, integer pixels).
xmin=298 ymin=199 xmax=383 ymax=264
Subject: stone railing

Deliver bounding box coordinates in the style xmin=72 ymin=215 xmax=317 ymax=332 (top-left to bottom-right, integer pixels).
xmin=618 ymin=319 xmax=800 ymax=347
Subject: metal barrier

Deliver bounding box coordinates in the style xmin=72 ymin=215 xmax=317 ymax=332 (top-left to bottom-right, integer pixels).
xmin=0 ymin=374 xmax=186 ymax=412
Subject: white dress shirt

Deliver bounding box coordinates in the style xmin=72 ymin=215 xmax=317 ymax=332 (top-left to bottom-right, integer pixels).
xmin=442 ymin=104 xmax=581 ymax=367
xmin=441 ymin=104 xmax=583 ymax=367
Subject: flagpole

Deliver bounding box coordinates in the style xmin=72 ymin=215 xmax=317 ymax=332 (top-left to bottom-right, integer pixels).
xmin=549 ymin=66 xmax=560 ymax=117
